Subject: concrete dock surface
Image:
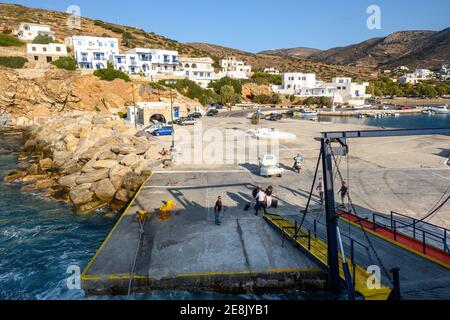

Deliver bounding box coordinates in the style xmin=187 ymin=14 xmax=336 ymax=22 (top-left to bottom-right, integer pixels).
xmin=82 ymin=116 xmax=450 ymax=298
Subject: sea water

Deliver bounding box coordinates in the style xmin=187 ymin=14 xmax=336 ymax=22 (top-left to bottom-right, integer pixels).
xmin=0 ymin=133 xmax=312 ymax=300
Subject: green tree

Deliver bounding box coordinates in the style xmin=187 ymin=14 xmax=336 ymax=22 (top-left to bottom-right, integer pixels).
xmin=209 ymin=77 xmax=242 ymax=95
xmin=32 ymin=35 xmax=56 ymax=44
xmin=51 ymin=57 xmax=77 ymax=71
xmin=0 ymin=56 xmax=28 ymax=68
xmin=270 ymin=93 xmax=282 ymax=105
xmin=94 ymin=64 xmax=130 ymax=82
xmin=220 ymin=85 xmax=240 ymax=105
xmin=0 ymin=34 xmax=25 ymax=47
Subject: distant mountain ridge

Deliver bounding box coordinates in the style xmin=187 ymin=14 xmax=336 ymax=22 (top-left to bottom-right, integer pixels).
xmin=258 ymin=47 xmax=322 ymax=59
xmin=262 ymin=29 xmax=450 ymax=70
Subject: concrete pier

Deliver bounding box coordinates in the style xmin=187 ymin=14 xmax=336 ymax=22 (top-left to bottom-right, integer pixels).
xmin=82 ymin=170 xmax=327 ymax=296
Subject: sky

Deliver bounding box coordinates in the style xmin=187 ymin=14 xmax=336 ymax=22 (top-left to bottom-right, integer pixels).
xmin=2 ymin=0 xmax=450 ymax=52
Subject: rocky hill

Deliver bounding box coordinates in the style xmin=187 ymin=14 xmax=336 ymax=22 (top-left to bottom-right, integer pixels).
xmin=187 ymin=42 xmax=378 ymax=81
xmin=0 ymin=3 xmax=208 ymax=56
xmin=258 ymin=47 xmax=322 ymax=59
xmin=307 ymin=29 xmax=450 ymax=69
xmin=0 ymin=67 xmax=199 ymax=125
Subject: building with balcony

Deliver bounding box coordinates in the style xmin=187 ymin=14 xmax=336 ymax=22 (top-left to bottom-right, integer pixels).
xmin=274 ymin=73 xmax=369 ymax=106
xmin=179 ymin=57 xmax=222 ymax=88
xmin=27 ymin=43 xmax=67 ymax=63
xmin=399 ymin=68 xmax=435 ymax=84
xmin=15 ymin=23 xmax=55 ymax=41
xmin=220 ymin=57 xmax=252 ymax=79
xmin=66 ymin=36 xmax=119 ymax=70
xmin=112 ymin=48 xmax=179 ymax=77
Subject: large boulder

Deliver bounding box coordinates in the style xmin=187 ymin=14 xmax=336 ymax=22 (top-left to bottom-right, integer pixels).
xmin=92 ymin=160 xmax=118 ymax=169
xmin=58 ymin=173 xmax=80 ymax=188
xmin=109 ymin=164 xmax=132 ymax=178
xmin=111 ymin=144 xmax=138 ymax=155
xmin=75 ymin=168 xmax=110 ymax=185
xmin=39 ymin=158 xmax=53 ymax=171
xmin=91 ymin=178 xmax=116 ymax=202
xmin=115 ymin=188 xmax=133 ymax=203
xmin=122 ymin=172 xmax=147 ymax=192
xmin=69 ymin=183 xmax=94 ymax=206
xmin=120 ymin=154 xmax=141 ymax=167
xmin=78 ymin=148 xmax=100 ymax=163
xmin=97 ymin=150 xmax=117 ymax=161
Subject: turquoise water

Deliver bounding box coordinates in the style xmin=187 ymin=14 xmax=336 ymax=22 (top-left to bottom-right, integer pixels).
xmin=319 ymin=113 xmax=450 ymax=129
xmin=0 ymin=133 xmax=116 ymax=300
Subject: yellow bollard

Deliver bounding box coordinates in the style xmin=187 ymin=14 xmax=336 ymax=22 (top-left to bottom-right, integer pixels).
xmin=159 ymin=200 xmax=177 ymax=221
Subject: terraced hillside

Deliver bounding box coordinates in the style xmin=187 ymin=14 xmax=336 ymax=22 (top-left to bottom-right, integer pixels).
xmin=0 ymin=3 xmax=379 ymax=81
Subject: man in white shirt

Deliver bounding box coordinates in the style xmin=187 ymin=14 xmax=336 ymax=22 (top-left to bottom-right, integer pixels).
xmin=254 ymin=188 xmax=267 ymax=216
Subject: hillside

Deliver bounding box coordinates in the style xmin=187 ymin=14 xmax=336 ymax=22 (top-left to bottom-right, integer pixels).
xmin=308 ymin=29 xmax=450 ymax=69
xmin=258 ymin=47 xmax=322 ymax=59
xmin=187 ymin=42 xmax=378 ymax=81
xmin=0 ymin=3 xmax=208 ymax=57
xmin=0 ymin=3 xmax=380 ymax=81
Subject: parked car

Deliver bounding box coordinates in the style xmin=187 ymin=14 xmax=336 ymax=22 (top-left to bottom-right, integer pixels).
xmin=144 ymin=123 xmax=165 ymax=133
xmin=190 ymin=112 xmax=203 ymax=119
xmin=152 ymin=126 xmax=174 ymax=136
xmin=399 ymin=105 xmax=412 ymax=110
xmin=178 ymin=117 xmax=197 ymax=126
xmin=265 ymin=113 xmax=282 ymax=121
xmin=206 ymin=109 xmax=219 ymax=117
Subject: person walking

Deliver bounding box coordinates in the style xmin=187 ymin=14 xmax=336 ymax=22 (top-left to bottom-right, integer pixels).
xmin=316 ymin=177 xmax=325 ymax=206
xmin=254 ymin=188 xmax=267 ymax=216
xmin=338 ymin=182 xmax=348 ymax=209
xmin=214 ymin=196 xmax=223 ymax=225
xmin=265 ymin=186 xmax=274 ymax=209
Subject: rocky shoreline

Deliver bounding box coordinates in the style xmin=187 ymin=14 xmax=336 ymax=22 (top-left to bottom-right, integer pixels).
xmin=2 ymin=113 xmax=164 ymax=214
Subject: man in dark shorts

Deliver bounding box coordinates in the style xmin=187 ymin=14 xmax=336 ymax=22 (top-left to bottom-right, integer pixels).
xmin=338 ymin=182 xmax=348 ymax=209
xmin=214 ymin=196 xmax=223 ymax=225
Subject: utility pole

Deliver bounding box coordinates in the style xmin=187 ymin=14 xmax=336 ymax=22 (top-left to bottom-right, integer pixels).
xmin=170 ymin=88 xmax=175 ymax=150
xmin=132 ymin=82 xmax=137 ymax=129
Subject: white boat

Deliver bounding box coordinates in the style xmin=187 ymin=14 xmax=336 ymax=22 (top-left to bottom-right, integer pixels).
xmin=297 ymin=108 xmax=318 ymax=116
xmin=434 ymin=105 xmax=449 ymax=114
xmin=247 ymin=128 xmax=297 ymax=141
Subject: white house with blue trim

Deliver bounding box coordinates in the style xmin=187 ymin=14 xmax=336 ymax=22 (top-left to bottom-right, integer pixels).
xmin=113 ymin=48 xmax=180 ymax=77
xmin=66 ymin=36 xmax=119 ymax=70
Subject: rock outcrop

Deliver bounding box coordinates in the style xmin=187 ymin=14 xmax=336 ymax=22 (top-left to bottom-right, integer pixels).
xmin=4 ymin=113 xmax=164 ymax=214
xmin=0 ymin=68 xmax=200 ymax=127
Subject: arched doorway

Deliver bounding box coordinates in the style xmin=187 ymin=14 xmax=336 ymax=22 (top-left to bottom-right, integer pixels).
xmin=150 ymin=114 xmax=166 ymax=124
xmin=142 ymin=64 xmax=149 ymax=73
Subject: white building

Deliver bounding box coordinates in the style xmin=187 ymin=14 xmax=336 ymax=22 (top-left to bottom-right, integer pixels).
xmin=66 ymin=36 xmax=119 ymax=70
xmin=179 ymin=57 xmax=221 ymax=88
xmin=113 ymin=48 xmax=179 ymax=77
xmin=27 ymin=43 xmax=67 ymax=63
xmin=399 ymin=68 xmax=435 ymax=84
xmin=263 ymin=68 xmax=280 ymax=75
xmin=274 ymin=73 xmax=369 ymax=106
xmin=275 ymin=73 xmax=317 ymax=95
xmin=15 ymin=23 xmax=55 ymax=41
xmin=326 ymin=77 xmax=370 ymax=106
xmin=220 ymin=57 xmax=252 ymax=79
